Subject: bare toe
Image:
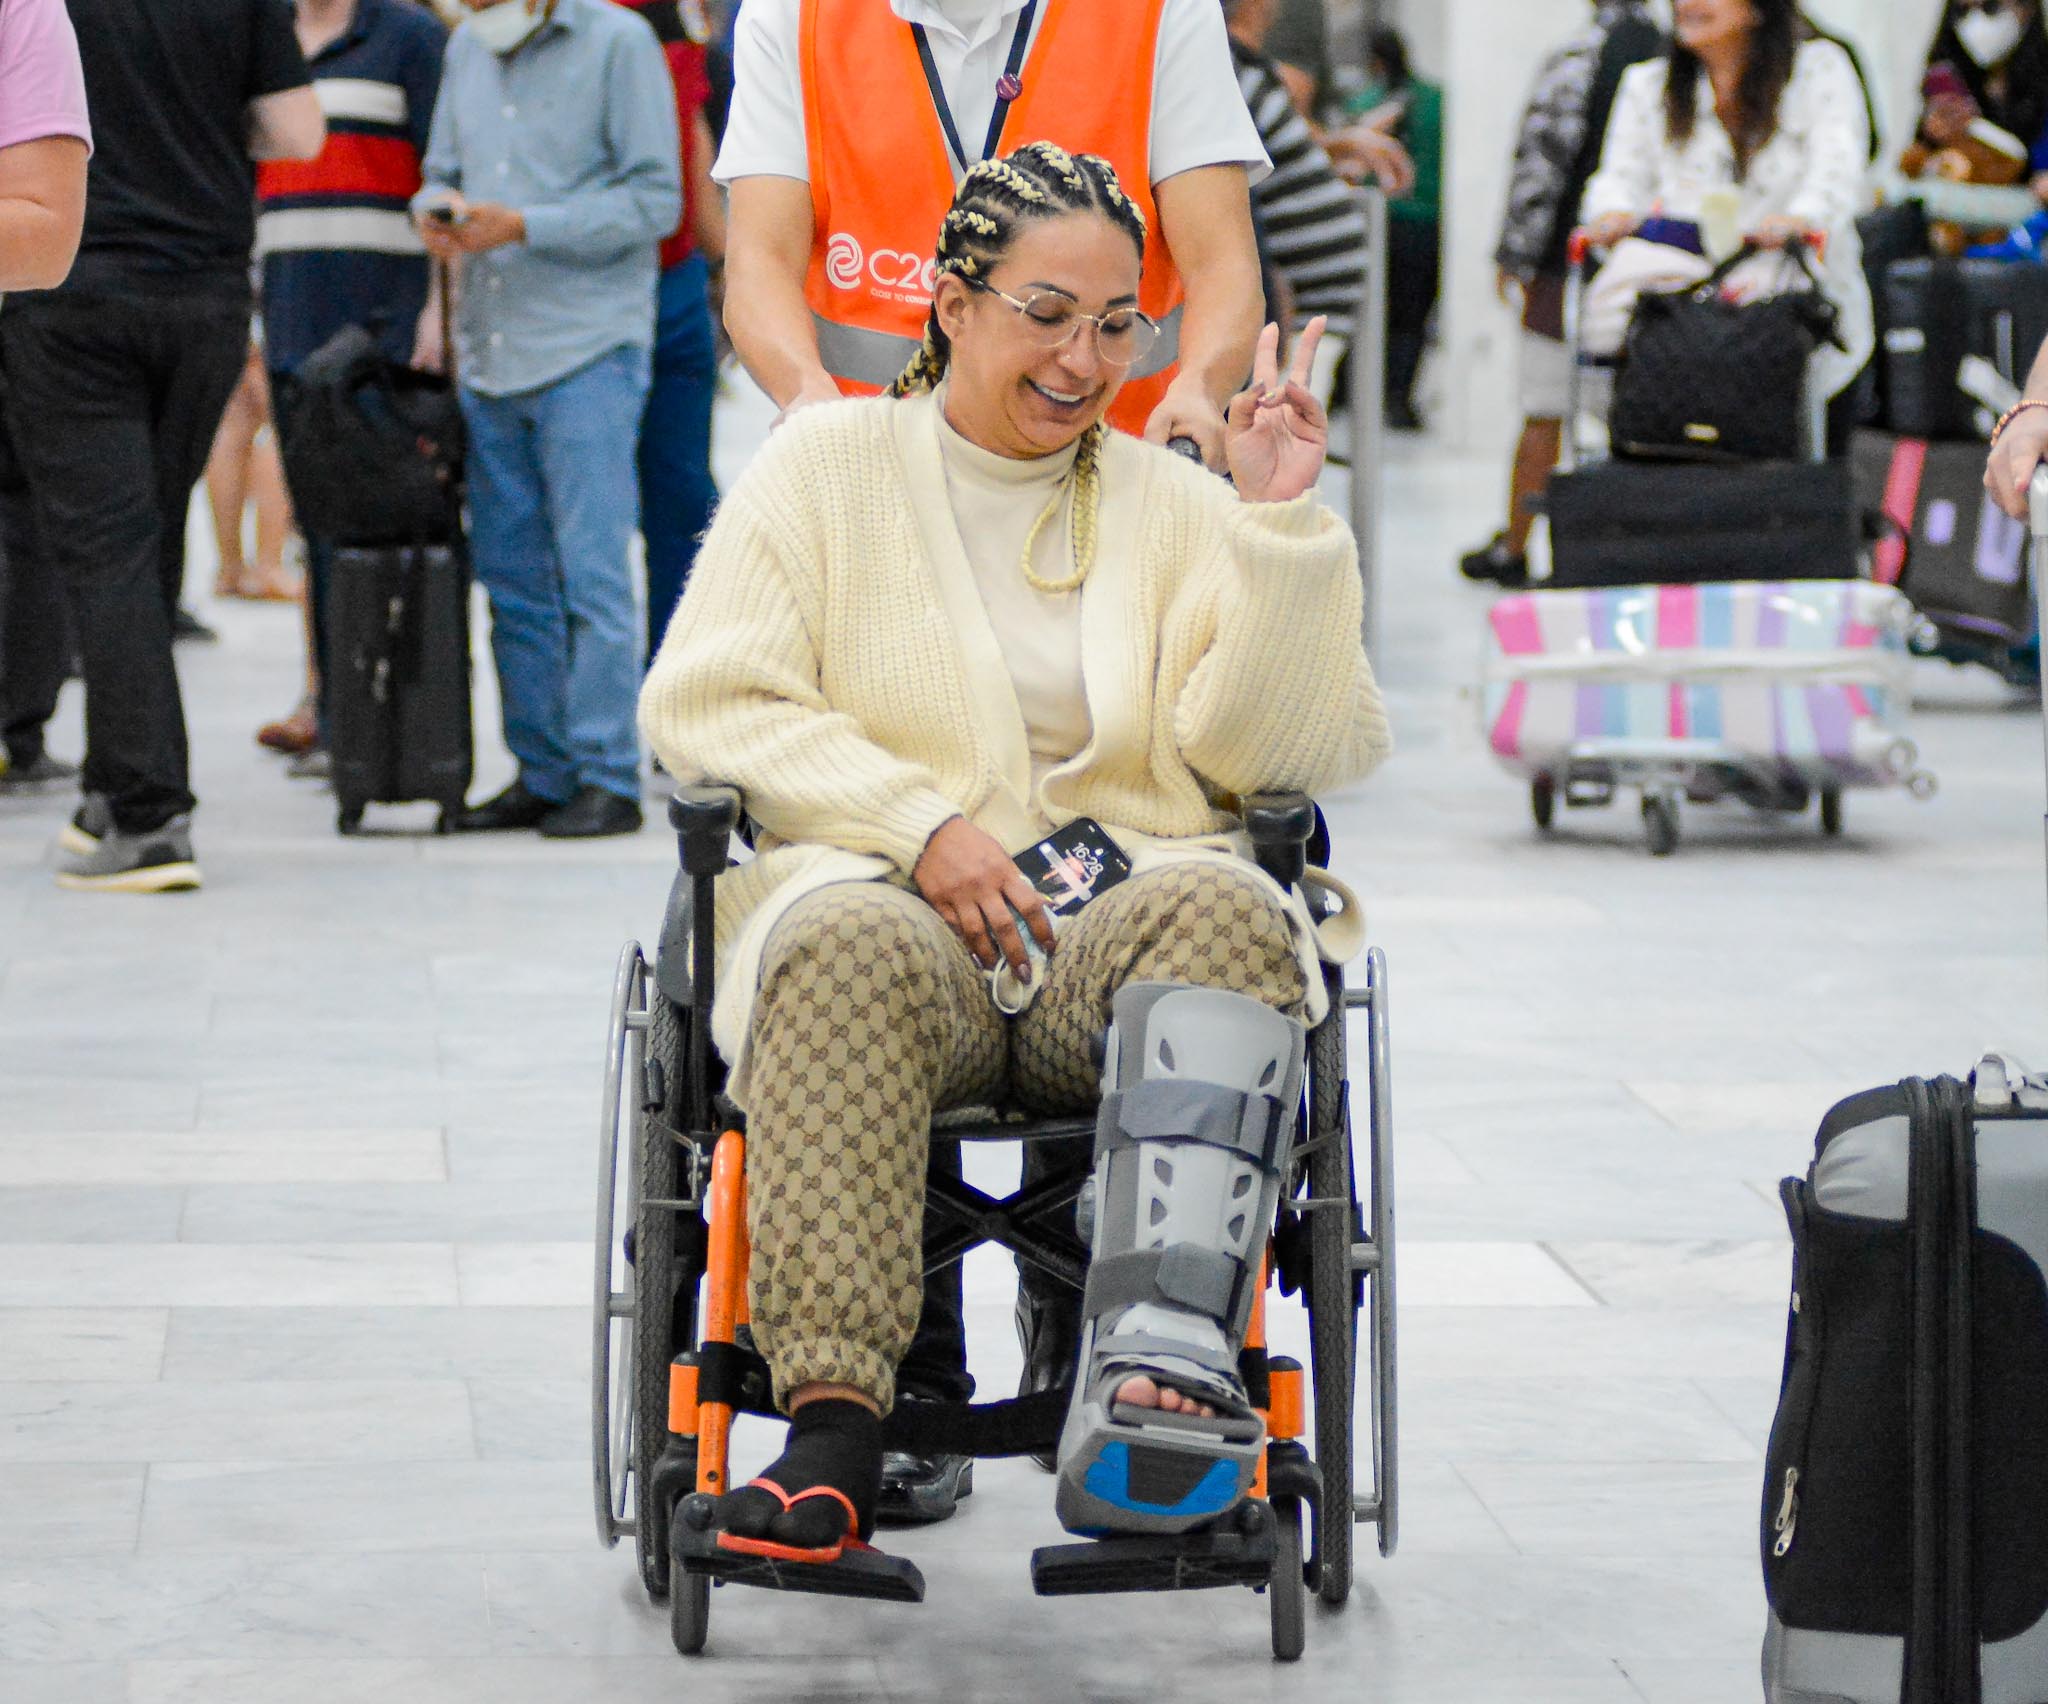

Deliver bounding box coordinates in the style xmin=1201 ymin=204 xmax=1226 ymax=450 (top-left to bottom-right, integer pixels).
xmin=1113 ymin=1373 xmax=1162 ymax=1409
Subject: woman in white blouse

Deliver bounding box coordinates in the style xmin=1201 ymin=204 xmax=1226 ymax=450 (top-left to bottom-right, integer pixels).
xmin=1580 ymin=0 xmax=1875 ymax=402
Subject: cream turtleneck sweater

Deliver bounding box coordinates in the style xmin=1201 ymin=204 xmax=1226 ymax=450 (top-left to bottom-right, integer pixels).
xmin=639 ymin=390 xmax=1391 ymax=1093
xmin=932 ymin=397 xmax=1091 ymax=801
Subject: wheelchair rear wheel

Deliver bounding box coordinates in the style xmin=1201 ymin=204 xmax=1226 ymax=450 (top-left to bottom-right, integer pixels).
xmin=1306 ymin=966 xmax=1357 ymax=1608
xmin=632 ymin=989 xmax=697 ymax=1601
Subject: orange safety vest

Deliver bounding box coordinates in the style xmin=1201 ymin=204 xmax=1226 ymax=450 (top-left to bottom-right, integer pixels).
xmin=799 ymin=0 xmax=1183 ymax=437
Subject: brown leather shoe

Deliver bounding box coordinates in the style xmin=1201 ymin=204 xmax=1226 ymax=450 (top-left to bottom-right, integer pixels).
xmin=257 ymin=701 xmax=319 ymax=757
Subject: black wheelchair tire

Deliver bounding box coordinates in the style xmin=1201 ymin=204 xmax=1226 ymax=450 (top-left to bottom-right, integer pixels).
xmin=670 ymin=1567 xmax=711 ymax=1656
xmin=1268 ymin=1496 xmax=1306 ymax=1662
xmin=1306 ymin=971 xmax=1356 ymax=1609
xmin=633 ymin=991 xmax=691 ymax=1601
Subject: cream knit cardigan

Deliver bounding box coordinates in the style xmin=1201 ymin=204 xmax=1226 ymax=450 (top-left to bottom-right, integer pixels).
xmin=638 ymin=391 xmax=1393 ymax=1094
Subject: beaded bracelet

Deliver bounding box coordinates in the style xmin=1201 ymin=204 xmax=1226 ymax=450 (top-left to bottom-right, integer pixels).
xmin=1992 ymin=399 xmax=2048 ymax=445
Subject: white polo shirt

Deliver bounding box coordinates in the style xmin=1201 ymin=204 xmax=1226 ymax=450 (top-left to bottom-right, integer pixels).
xmin=714 ymin=0 xmax=1269 ymax=188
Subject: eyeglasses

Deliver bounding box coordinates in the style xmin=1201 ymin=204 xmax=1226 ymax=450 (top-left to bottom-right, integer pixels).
xmin=961 ymin=278 xmax=1161 ymax=368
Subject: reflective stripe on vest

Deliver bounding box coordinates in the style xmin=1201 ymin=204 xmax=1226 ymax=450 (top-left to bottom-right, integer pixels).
xmin=813 ymin=302 xmax=1185 ymax=391
xmin=799 ymin=0 xmax=1182 ymax=436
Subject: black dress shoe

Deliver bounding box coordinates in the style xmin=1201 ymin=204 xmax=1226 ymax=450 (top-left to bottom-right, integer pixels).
xmin=875 ymin=1391 xmax=974 ymax=1528
xmin=454 ymin=779 xmax=560 ymax=833
xmin=539 ymin=785 xmax=643 ymax=839
xmin=172 ymin=605 xmax=219 ymax=643
xmin=1459 ymin=535 xmax=1529 ymax=587
xmin=1016 ymin=1288 xmax=1083 ymax=1473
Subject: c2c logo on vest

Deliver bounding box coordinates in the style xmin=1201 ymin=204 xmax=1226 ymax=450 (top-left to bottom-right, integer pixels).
xmin=824 ymin=232 xmax=939 ymax=305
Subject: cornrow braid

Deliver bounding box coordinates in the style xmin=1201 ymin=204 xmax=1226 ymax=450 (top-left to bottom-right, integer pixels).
xmin=887 ymin=143 xmax=1149 ymax=595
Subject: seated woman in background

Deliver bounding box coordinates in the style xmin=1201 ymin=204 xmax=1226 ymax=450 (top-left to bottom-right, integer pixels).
xmin=640 ymin=142 xmax=1389 ymax=1563
xmin=1907 ymin=0 xmax=2048 ymax=204
xmin=1579 ymin=0 xmax=1873 ymax=407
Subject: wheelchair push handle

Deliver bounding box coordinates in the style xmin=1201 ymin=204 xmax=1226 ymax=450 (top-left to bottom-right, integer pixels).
xmin=669 ymin=783 xmax=742 ymax=877
xmin=1244 ymin=791 xmax=1316 ymax=889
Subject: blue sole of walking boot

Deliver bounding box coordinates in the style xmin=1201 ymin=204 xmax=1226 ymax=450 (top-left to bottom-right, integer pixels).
xmin=1030 ymin=1501 xmax=1275 ymax=1596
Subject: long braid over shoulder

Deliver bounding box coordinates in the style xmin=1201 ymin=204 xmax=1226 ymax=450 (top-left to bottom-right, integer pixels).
xmin=889 ymin=142 xmax=1148 ymax=593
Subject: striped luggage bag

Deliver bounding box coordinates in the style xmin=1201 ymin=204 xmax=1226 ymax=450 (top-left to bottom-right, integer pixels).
xmin=1482 ymin=581 xmax=1925 ymax=794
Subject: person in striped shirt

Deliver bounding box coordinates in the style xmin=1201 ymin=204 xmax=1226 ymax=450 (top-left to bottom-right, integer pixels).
xmin=254 ymin=0 xmax=447 ymax=759
xmin=1223 ymin=0 xmax=1375 ymax=407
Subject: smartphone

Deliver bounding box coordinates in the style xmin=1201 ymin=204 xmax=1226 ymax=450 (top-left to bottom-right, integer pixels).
xmin=422 ymin=199 xmax=469 ymax=228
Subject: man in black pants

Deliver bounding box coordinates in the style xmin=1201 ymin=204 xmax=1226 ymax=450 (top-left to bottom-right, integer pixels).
xmin=0 ymin=399 xmax=73 ymax=794
xmin=0 ymin=0 xmax=323 ymax=892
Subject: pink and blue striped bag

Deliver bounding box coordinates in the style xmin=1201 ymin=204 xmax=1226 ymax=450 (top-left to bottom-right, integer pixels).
xmin=1482 ymin=582 xmax=1919 ymax=788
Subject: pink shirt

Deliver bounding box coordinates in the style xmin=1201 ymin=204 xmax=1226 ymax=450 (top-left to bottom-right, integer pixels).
xmin=0 ymin=0 xmax=93 ymax=154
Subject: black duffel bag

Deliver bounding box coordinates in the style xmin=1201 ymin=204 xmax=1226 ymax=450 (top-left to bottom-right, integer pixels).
xmin=1610 ymin=241 xmax=1843 ymax=463
xmin=1545 ymin=457 xmax=1862 ymax=587
xmin=275 ymin=323 xmax=463 ymax=547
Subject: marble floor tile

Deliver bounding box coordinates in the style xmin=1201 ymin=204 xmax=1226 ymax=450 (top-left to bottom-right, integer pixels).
xmin=159 ymin=1306 xmax=580 ymax=1384
xmin=1546 ymin=1241 xmax=1792 ymax=1309
xmin=0 ymin=1078 xmax=199 ymax=1136
xmin=0 ymin=1465 xmax=144 ymax=1555
xmin=1397 ymin=1241 xmax=1596 ymax=1308
xmin=1399 ymin=1377 xmax=1759 ymax=1466
xmin=454 ymin=1242 xmax=586 ymax=1306
xmin=125 ymin=1657 xmax=890 ymax=1704
xmin=1453 ymin=1460 xmax=1760 ymax=1558
xmin=0 ymin=1186 xmax=184 ymax=1244
xmin=0 ymin=1554 xmax=495 ymax=1661
xmin=0 ymin=1245 xmax=460 ymax=1308
xmin=467 ymin=1376 xmax=584 ymax=1461
xmin=0 ymin=1128 xmax=444 ymax=1187
xmin=0 ymin=1309 xmax=167 ymax=1381
xmin=0 ymin=1665 xmax=127 ymax=1704
xmin=177 ymin=1180 xmax=587 ymax=1245
xmin=139 ymin=1461 xmax=584 ymax=1552
xmin=0 ymin=1380 xmax=474 ymax=1464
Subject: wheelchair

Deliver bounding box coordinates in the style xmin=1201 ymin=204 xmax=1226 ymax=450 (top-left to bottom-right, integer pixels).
xmin=591 ymin=784 xmax=1398 ymax=1662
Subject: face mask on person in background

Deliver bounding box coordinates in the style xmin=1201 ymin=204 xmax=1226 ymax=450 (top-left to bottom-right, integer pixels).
xmin=466 ymin=0 xmax=549 ymax=54
xmin=1956 ymin=4 xmax=2027 ymax=69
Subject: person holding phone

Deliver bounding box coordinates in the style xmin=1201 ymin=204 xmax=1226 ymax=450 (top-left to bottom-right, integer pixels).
xmin=639 ymin=142 xmax=1389 ymax=1565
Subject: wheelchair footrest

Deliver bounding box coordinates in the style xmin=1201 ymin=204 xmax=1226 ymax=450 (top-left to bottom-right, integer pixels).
xmin=671 ymin=1495 xmax=926 ymax=1604
xmin=1029 ymin=1501 xmax=1276 ymax=1597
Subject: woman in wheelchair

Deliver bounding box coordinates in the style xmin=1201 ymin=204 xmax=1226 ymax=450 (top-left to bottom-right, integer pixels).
xmin=638 ymin=141 xmax=1390 ymax=1571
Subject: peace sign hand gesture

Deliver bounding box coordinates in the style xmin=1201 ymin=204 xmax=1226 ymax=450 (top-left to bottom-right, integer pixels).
xmin=1224 ymin=318 xmax=1330 ymax=504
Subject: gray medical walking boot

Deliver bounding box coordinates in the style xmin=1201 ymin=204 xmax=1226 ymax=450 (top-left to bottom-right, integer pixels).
xmin=1054 ymin=982 xmax=1303 ymax=1538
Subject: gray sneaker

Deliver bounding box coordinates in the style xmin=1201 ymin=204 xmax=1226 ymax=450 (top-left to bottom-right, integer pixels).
xmin=56 ymin=794 xmax=113 ymax=857
xmin=55 ymin=812 xmax=201 ymax=893
xmin=0 ymin=753 xmax=79 ymax=794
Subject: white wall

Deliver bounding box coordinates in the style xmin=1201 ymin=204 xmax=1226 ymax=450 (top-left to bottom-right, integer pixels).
xmin=1415 ymin=0 xmax=1952 ymax=452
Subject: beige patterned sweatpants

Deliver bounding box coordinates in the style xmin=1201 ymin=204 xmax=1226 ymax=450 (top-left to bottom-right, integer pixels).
xmin=743 ymin=861 xmax=1308 ymax=1411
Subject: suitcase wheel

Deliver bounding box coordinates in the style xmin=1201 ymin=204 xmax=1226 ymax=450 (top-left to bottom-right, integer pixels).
xmin=1641 ymin=794 xmax=1679 ymax=858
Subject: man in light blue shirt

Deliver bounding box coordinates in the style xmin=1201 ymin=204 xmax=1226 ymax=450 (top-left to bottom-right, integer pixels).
xmin=415 ymin=0 xmax=680 ymax=838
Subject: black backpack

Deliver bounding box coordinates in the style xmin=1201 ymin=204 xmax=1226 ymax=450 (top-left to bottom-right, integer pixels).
xmin=275 ymin=324 xmax=464 ymax=547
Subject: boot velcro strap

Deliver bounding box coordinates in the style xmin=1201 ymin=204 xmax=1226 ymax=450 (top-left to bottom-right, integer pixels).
xmin=1084 ymin=1245 xmax=1246 ymax=1326
xmin=1095 ymin=1080 xmax=1288 ymax=1169
xmin=1090 ymin=1328 xmax=1246 ymax=1391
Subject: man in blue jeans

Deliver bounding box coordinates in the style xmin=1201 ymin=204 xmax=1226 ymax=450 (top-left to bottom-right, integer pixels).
xmin=415 ymin=0 xmax=680 ymax=838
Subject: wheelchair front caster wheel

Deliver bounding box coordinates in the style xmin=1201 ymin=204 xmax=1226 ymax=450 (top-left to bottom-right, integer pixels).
xmin=1268 ymin=1498 xmax=1305 ymax=1662
xmin=670 ymin=1569 xmax=710 ymax=1657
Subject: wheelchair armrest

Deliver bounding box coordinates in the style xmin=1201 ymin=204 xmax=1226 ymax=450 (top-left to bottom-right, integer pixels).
xmin=669 ymin=783 xmax=744 ymax=877
xmin=1244 ymin=792 xmax=1317 ymax=889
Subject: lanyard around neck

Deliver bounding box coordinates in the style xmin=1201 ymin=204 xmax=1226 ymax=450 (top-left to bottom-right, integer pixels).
xmin=910 ymin=1 xmax=1040 ymax=177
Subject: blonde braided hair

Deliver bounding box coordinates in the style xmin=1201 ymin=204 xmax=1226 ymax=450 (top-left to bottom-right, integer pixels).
xmin=888 ymin=142 xmax=1148 ymax=595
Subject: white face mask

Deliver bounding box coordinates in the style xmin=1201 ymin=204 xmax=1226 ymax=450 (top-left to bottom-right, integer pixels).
xmin=465 ymin=0 xmax=547 ymax=54
xmin=1957 ymin=7 xmax=2027 ymax=69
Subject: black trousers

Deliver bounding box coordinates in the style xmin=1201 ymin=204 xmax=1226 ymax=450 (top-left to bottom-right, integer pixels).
xmin=0 ymin=396 xmax=69 ymax=769
xmin=0 ymin=291 xmax=248 ymax=832
xmin=1385 ymin=214 xmax=1442 ymax=412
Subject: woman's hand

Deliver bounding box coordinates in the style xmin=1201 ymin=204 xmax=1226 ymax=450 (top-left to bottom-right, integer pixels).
xmin=1583 ymin=212 xmax=1639 ymax=252
xmin=1746 ymin=215 xmax=1812 ymax=252
xmin=1986 ymin=405 xmax=2048 ymax=520
xmin=1225 ymin=319 xmax=1329 ymax=503
xmin=913 ymin=817 xmax=1056 ymax=981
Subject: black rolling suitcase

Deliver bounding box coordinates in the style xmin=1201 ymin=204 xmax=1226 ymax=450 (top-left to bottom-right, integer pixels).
xmin=327 ymin=542 xmax=472 ymax=836
xmin=1883 ymin=258 xmax=2048 ymax=442
xmin=277 ymin=266 xmax=474 ymax=836
xmin=1759 ymin=471 xmax=2048 ymax=1704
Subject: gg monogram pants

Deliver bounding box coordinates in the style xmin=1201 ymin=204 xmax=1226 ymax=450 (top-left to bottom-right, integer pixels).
xmin=743 ymin=861 xmax=1309 ymax=1411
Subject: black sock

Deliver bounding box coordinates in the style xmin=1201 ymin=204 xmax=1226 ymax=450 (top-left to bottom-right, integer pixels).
xmin=716 ymin=1398 xmax=883 ymax=1550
